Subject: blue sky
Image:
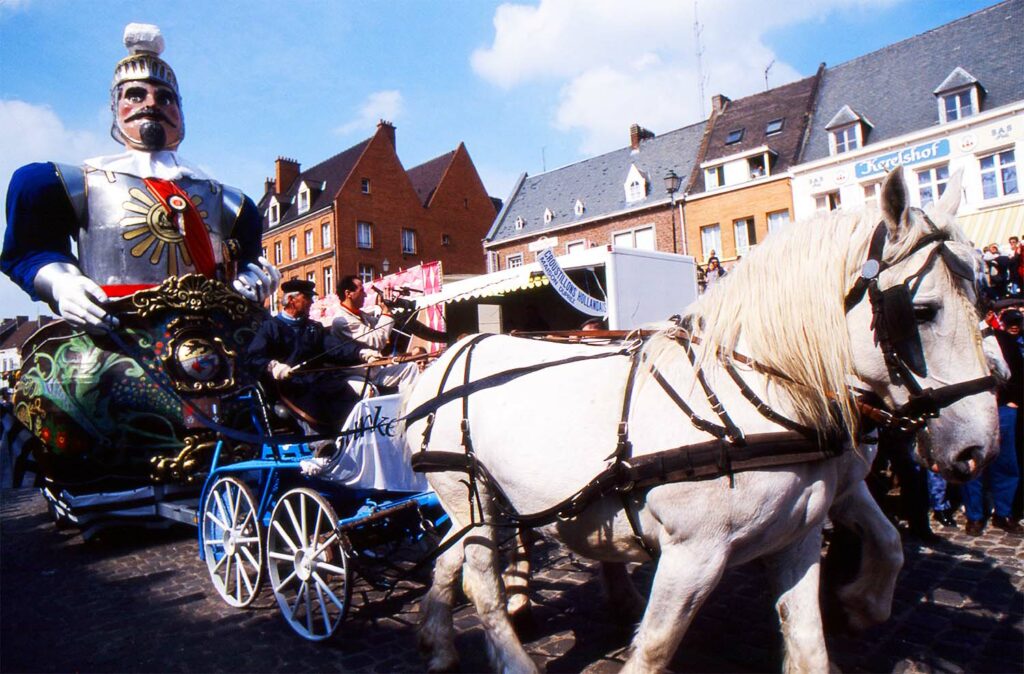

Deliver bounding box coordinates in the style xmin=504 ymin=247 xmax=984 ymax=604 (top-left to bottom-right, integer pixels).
xmin=0 ymin=0 xmax=1001 ymax=317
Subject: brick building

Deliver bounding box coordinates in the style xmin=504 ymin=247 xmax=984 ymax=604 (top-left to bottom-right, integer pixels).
xmin=483 ymin=122 xmax=705 ymax=270
xmin=259 ymin=121 xmax=496 ymax=305
xmin=684 ymin=72 xmax=822 ymax=263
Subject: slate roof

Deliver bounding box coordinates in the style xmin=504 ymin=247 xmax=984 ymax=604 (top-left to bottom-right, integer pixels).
xmin=803 ymin=0 xmax=1024 ymax=162
xmin=693 ymin=72 xmax=821 ymax=193
xmin=407 ymin=150 xmax=456 ymax=206
xmin=0 ymin=317 xmax=53 ymax=352
xmin=259 ymin=140 xmax=371 ymax=230
xmin=486 ymin=121 xmax=707 ymax=244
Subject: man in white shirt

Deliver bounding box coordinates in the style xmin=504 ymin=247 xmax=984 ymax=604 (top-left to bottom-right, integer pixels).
xmin=332 ymin=274 xmax=419 ymax=392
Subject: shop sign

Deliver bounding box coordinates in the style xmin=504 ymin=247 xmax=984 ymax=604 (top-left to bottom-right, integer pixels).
xmin=855 ymin=139 xmax=950 ymax=178
xmin=537 ymin=249 xmax=606 ymax=317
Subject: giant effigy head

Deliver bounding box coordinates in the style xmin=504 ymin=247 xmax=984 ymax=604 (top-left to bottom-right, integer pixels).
xmin=110 ymin=23 xmax=185 ymax=152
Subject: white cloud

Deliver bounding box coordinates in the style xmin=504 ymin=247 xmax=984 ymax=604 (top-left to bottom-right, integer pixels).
xmin=473 ymin=0 xmax=897 ymax=153
xmin=0 ymin=100 xmax=113 ymax=319
xmin=334 ymin=90 xmax=404 ymax=136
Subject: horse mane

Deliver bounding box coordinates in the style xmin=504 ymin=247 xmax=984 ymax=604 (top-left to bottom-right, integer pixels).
xmin=648 ymin=203 xmax=968 ymax=440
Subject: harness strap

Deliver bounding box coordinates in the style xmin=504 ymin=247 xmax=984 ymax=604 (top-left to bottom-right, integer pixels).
xmin=648 ymin=365 xmax=727 ymax=439
xmin=723 ymin=362 xmax=816 ymax=437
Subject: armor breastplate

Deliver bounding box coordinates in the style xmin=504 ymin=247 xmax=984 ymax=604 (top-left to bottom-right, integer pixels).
xmin=78 ymin=168 xmax=233 ymax=287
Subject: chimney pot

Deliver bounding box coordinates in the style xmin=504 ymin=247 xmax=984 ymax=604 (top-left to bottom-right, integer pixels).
xmin=711 ymin=94 xmax=731 ymax=114
xmin=377 ymin=120 xmax=396 ymax=149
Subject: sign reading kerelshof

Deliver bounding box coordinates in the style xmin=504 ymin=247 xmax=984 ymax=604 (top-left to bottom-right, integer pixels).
xmin=855 ymin=139 xmax=950 ymax=178
xmin=537 ymin=249 xmax=607 ymax=317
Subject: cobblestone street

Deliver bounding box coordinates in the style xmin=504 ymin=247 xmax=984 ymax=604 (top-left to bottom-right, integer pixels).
xmin=1 ymin=487 xmax=1021 ymax=673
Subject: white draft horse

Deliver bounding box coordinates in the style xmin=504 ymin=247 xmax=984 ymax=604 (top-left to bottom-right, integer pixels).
xmin=401 ymin=167 xmax=998 ymax=673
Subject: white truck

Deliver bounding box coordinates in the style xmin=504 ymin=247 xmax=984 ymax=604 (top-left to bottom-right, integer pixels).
xmin=415 ymin=245 xmax=699 ymax=335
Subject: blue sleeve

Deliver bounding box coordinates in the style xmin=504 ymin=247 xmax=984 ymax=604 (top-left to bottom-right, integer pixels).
xmin=1 ymin=162 xmax=79 ymax=300
xmin=230 ymin=195 xmax=262 ymax=266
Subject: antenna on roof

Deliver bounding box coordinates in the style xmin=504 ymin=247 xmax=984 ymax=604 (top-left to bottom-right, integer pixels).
xmin=693 ymin=0 xmax=707 ymax=119
xmin=764 ymin=59 xmax=775 ymax=91
xmin=541 ymin=146 xmax=547 ymax=172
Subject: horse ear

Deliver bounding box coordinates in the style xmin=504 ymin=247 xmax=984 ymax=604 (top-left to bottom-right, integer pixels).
xmin=936 ymin=168 xmax=964 ymax=216
xmin=881 ymin=166 xmax=910 ymax=239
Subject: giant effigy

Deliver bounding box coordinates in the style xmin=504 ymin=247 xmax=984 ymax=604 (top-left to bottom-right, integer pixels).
xmin=1 ymin=24 xmax=279 ymax=523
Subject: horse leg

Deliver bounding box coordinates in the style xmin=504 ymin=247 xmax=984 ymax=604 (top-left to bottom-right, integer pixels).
xmin=599 ymin=561 xmax=646 ymax=623
xmin=461 ymin=519 xmax=538 ymax=674
xmin=765 ymin=527 xmax=830 ymax=674
xmin=504 ymin=527 xmax=535 ymax=625
xmin=620 ymin=543 xmax=728 ymax=674
xmin=418 ymin=539 xmax=464 ymax=672
xmin=827 ymin=480 xmax=904 ymax=632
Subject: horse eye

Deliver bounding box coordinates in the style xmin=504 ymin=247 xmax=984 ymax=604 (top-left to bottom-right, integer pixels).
xmin=913 ymin=305 xmax=939 ymax=323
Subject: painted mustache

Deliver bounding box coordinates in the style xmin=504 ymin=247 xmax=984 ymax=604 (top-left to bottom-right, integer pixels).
xmin=126 ymin=107 xmax=177 ymax=127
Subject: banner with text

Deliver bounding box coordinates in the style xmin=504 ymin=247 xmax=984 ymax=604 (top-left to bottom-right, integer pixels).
xmin=537 ymin=249 xmax=607 ymax=317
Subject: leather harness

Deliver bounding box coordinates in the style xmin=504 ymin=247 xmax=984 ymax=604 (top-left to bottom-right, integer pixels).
xmin=408 ymin=216 xmax=998 ymax=559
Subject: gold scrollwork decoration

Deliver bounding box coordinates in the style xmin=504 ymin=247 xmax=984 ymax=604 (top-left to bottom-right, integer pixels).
xmin=130 ymin=274 xmax=253 ymax=321
xmin=150 ymin=434 xmax=257 ymax=484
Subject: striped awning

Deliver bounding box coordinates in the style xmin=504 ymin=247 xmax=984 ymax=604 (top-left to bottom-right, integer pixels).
xmin=957 ymin=203 xmax=1024 ymax=249
xmin=416 ymin=265 xmax=550 ymax=307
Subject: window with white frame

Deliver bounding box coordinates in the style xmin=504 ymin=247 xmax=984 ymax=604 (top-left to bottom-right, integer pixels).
xmin=863 ymin=182 xmax=882 ymax=207
xmin=358 ymin=264 xmax=375 ymax=283
xmin=323 ymin=266 xmax=333 ymax=294
xmin=506 ymin=253 xmax=524 ymax=269
xmin=268 ymin=202 xmax=280 ymax=226
xmin=361 ymin=178 xmax=371 ymax=194
xmin=544 ymin=208 xmax=553 ymax=224
xmin=941 ymin=89 xmax=973 ymax=123
xmin=766 ymin=210 xmax=790 ymax=234
xmin=289 ymin=236 xmax=297 ymax=260
xmin=321 ymin=222 xmax=331 ymax=247
xmin=402 ymin=228 xmax=417 ymax=254
xmin=486 ymin=250 xmax=500 ymax=273
xmin=306 ymin=271 xmax=315 ymax=284
xmin=700 ymin=224 xmax=722 ymax=262
xmin=574 ymin=199 xmax=585 ymax=216
xmin=304 ymin=229 xmax=313 ymax=254
xmin=980 ymin=149 xmax=1018 ymax=200
xmin=298 ymin=186 xmax=310 ymax=214
xmin=261 ymin=246 xmax=268 ymax=259
xmin=916 ymin=164 xmax=949 ymax=207
xmin=612 ymin=226 xmax=655 ymax=251
xmin=765 ymin=118 xmax=784 ymax=135
xmin=357 ymin=221 xmax=373 ymax=249
xmin=733 ymin=217 xmax=756 ymax=257
xmin=514 ymin=217 xmax=524 ymax=230
xmin=274 ymin=241 xmax=282 ymax=264
xmin=565 ymin=240 xmax=586 ymax=255
xmin=815 ymin=191 xmax=841 ymax=212
xmin=832 ymin=125 xmax=859 ymax=154
xmin=705 ymin=165 xmax=725 ymax=188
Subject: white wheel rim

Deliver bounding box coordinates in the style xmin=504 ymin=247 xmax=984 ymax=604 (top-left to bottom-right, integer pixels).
xmin=202 ymin=477 xmax=263 ymax=608
xmin=267 ymin=488 xmax=349 ymax=641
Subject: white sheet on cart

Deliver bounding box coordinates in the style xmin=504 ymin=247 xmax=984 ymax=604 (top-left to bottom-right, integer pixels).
xmin=322 ymin=393 xmax=429 ymax=492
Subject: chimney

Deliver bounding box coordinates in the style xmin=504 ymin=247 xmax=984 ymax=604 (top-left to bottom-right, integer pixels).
xmin=377 ymin=120 xmax=396 ymax=149
xmin=275 ymin=157 xmax=300 ymax=194
xmin=629 ymin=123 xmax=655 ymax=150
xmin=264 ymin=178 xmax=275 ymax=196
xmin=711 ymin=94 xmax=731 ymax=114
xmin=15 ymin=316 xmax=28 ymax=325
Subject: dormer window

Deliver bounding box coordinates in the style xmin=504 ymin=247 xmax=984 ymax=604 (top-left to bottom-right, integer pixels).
xmin=934 ymin=67 xmax=982 ymax=123
xmin=826 ymin=105 xmax=871 ymax=156
xmin=298 ymin=185 xmax=311 ymax=214
xmin=543 ymin=208 xmax=553 ymax=224
xmin=725 ymin=129 xmax=744 ymax=145
xmin=268 ymin=200 xmax=280 ymax=226
xmin=574 ymin=199 xmax=585 ymax=216
xmin=765 ymin=119 xmax=784 ymax=135
xmin=515 ymin=216 xmax=525 ymax=231
xmin=624 ymin=164 xmax=647 ymax=203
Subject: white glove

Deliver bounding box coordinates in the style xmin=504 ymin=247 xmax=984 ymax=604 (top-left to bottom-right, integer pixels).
xmin=267 ymin=360 xmax=294 ymax=380
xmin=359 ymin=348 xmax=382 ymax=363
xmin=233 ymin=256 xmax=282 ymax=303
xmin=33 ymin=263 xmax=117 ymax=332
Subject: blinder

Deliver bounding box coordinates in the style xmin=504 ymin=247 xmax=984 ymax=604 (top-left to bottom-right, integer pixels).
xmin=876 ymin=283 xmax=927 ymax=377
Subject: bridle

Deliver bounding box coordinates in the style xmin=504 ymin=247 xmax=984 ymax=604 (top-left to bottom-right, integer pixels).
xmin=843 ymin=213 xmax=996 ymax=435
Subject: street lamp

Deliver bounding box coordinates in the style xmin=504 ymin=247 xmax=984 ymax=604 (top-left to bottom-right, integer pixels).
xmin=382 ymin=258 xmax=391 ymax=274
xmin=664 ymin=170 xmax=682 ymax=254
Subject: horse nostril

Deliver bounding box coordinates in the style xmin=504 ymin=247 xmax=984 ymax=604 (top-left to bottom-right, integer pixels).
xmin=948 ymin=445 xmax=985 ymax=483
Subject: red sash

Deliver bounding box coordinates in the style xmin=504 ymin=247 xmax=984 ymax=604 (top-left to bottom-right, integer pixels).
xmin=142 ymin=178 xmax=217 ymax=278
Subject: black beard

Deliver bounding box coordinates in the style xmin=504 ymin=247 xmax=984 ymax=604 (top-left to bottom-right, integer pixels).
xmin=139 ymin=121 xmax=167 ymax=150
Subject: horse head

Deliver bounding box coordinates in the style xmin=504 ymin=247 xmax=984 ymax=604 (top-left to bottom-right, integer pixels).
xmin=845 ymin=166 xmax=998 ymax=482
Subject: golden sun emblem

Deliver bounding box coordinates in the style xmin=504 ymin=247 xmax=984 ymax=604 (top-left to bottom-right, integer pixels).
xmin=121 ymin=187 xmax=209 ymax=276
